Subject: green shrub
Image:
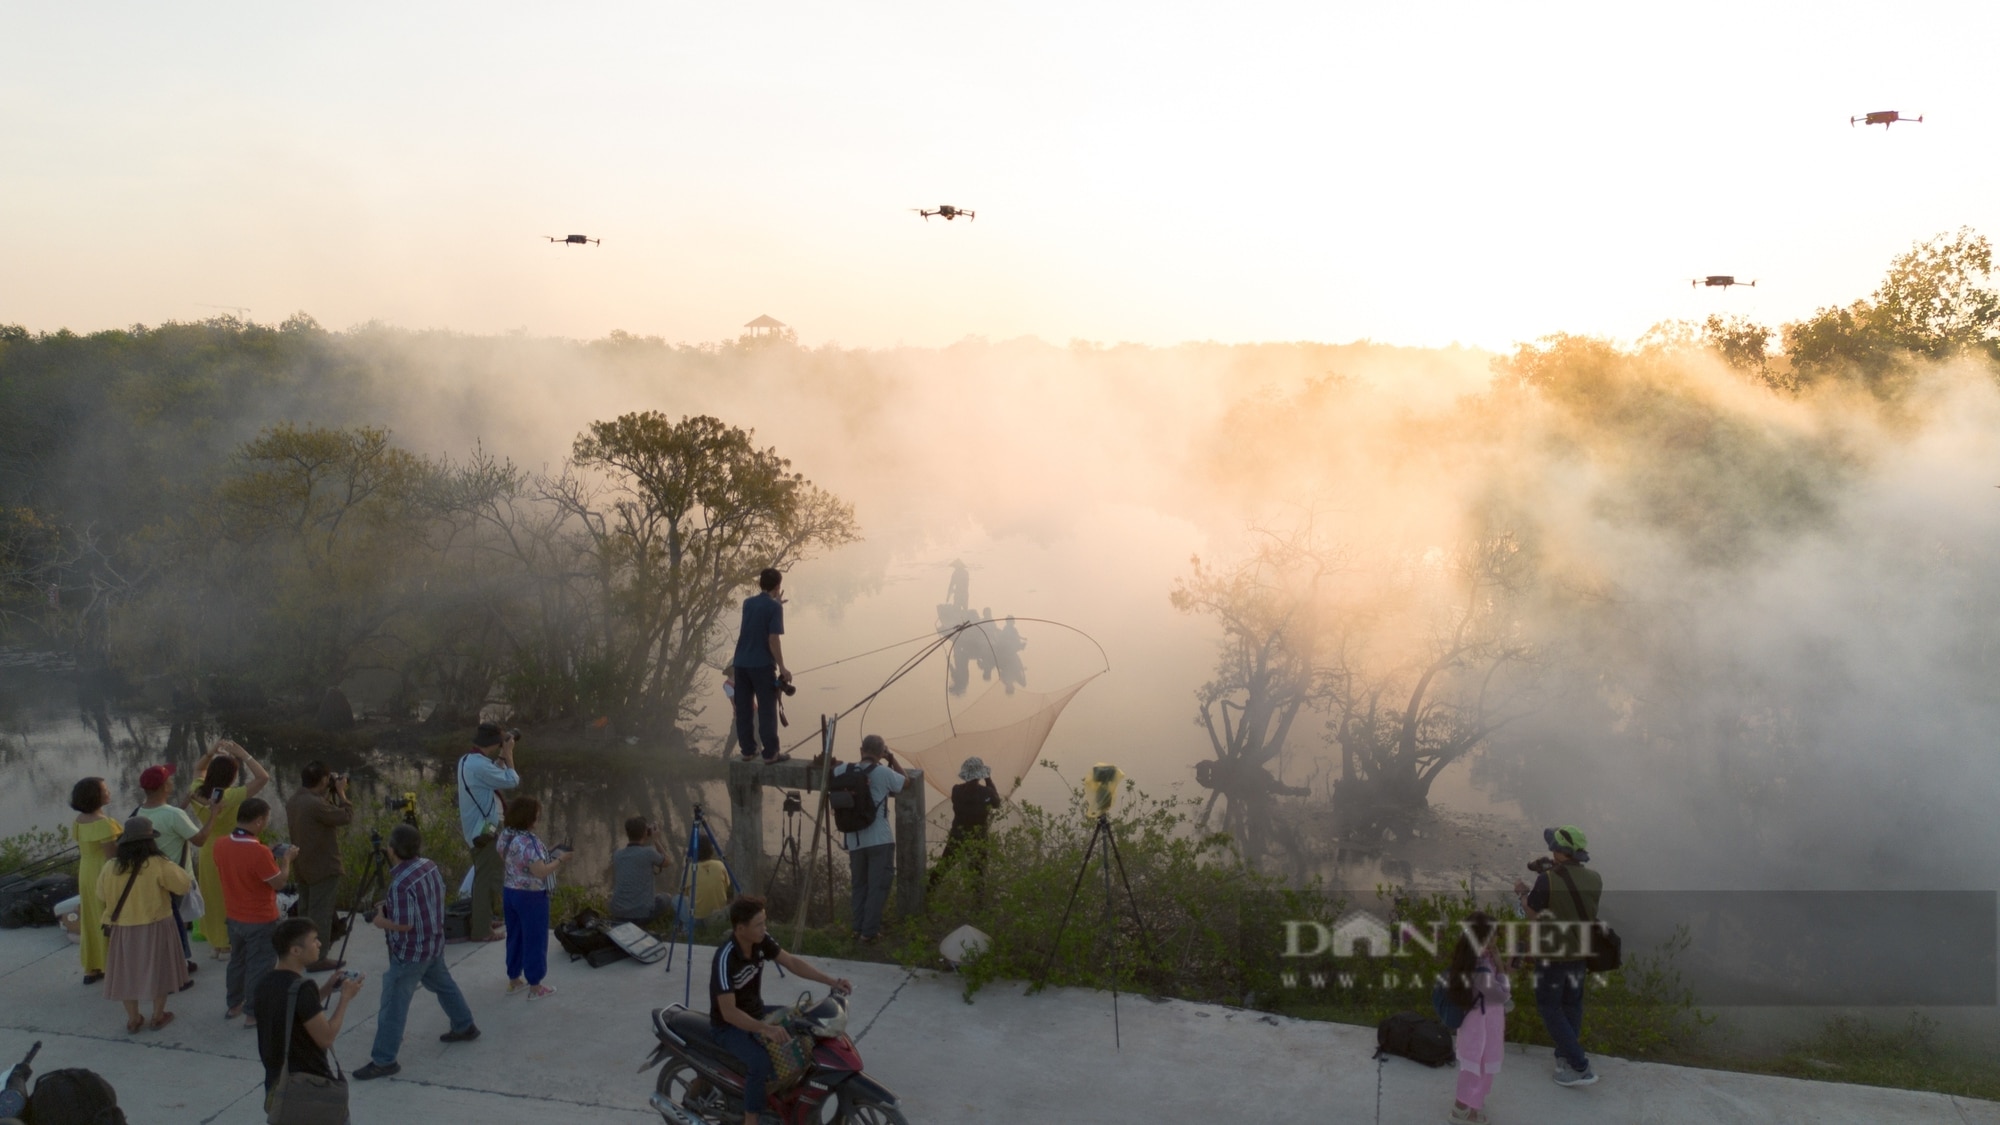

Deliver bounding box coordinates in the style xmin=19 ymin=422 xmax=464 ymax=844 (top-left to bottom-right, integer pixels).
xmin=336 ymin=779 xmax=469 ymax=906
xmin=0 ymin=826 xmax=73 ymax=876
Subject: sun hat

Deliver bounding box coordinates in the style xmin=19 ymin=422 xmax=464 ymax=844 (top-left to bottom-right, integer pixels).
xmin=958 ymin=757 xmax=991 ymax=782
xmin=120 ymin=816 xmax=159 ymax=842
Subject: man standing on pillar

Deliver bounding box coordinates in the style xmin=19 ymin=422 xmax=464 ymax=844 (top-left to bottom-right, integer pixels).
xmin=457 ymin=723 xmax=518 ymax=943
xmin=835 ymin=735 xmax=906 ymax=943
xmin=732 ymin=567 xmax=793 ymax=764
xmin=284 ymin=762 xmax=353 ymax=972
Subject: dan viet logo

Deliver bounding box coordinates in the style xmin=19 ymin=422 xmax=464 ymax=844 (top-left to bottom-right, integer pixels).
xmin=1276 ymin=909 xmax=1612 ymax=991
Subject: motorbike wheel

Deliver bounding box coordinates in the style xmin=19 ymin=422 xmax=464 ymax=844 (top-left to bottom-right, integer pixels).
xmin=833 ymin=1095 xmax=911 ymax=1125
xmin=655 ymin=1059 xmax=732 ymax=1122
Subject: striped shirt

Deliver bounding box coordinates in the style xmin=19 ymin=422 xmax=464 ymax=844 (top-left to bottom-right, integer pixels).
xmin=382 ymin=857 xmax=446 ymax=963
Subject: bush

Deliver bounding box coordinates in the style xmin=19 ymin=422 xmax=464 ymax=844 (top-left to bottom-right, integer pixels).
xmin=907 ymin=767 xmax=1328 ymax=1006
xmin=336 ymin=779 xmax=470 ymax=907
xmin=0 ymin=826 xmax=74 ymax=876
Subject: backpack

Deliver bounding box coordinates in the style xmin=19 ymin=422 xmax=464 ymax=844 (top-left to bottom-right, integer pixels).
xmin=25 ymin=1068 xmax=127 ymax=1125
xmin=829 ymin=764 xmax=879 ymax=835
xmin=554 ymin=909 xmax=628 ymax=968
xmin=1372 ymin=1011 xmax=1454 ymax=1068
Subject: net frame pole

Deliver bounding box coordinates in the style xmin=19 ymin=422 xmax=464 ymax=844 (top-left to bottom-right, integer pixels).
xmin=790 ymin=714 xmax=838 ymax=948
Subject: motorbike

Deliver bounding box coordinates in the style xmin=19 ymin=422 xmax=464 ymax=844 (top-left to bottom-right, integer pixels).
xmin=640 ymin=987 xmax=908 ymax=1125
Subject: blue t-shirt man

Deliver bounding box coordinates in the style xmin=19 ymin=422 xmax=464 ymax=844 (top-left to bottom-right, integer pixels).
xmin=731 ymin=568 xmax=792 ymax=760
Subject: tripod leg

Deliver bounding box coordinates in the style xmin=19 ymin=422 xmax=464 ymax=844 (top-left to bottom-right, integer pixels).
xmin=1103 ymin=826 xmax=1159 ymax=965
xmin=1035 ymin=818 xmax=1105 ymax=990
xmin=1104 ymin=817 xmax=1120 ymax=1049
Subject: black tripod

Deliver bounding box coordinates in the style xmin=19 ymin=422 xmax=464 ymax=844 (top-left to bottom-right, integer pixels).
xmin=331 ymin=829 xmax=392 ymax=970
xmin=664 ymin=803 xmax=743 ymax=1001
xmin=1036 ymin=813 xmax=1154 ymax=1049
xmin=767 ymin=791 xmax=806 ymax=899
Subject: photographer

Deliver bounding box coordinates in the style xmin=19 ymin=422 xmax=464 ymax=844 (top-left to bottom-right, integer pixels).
xmin=283 ymin=762 xmax=353 ymax=972
xmin=609 ymin=817 xmax=683 ymax=932
xmin=731 ymin=567 xmax=792 ymax=763
xmin=253 ymin=919 xmax=363 ymax=1098
xmin=354 ymin=825 xmax=479 ymax=1080
xmin=835 ymin=736 xmax=906 ymax=943
xmin=1512 ymin=825 xmax=1603 ymax=1089
xmin=457 ymin=723 xmax=520 ymax=944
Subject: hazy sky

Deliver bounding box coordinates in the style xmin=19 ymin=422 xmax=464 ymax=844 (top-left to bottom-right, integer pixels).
xmin=5 ymin=1 xmax=1998 ymax=349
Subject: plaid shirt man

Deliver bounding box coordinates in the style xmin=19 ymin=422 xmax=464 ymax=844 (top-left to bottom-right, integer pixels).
xmin=382 ymin=856 xmax=446 ymax=963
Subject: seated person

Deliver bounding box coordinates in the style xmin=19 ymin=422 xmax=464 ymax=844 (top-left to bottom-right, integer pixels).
xmin=608 ymin=820 xmax=733 ymax=933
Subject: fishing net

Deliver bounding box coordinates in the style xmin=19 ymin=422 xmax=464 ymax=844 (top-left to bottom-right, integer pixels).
xmin=891 ymin=674 xmax=1101 ymax=800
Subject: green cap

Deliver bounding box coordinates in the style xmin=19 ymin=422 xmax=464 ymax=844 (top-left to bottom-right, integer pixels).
xmin=1544 ymin=825 xmax=1589 ymax=857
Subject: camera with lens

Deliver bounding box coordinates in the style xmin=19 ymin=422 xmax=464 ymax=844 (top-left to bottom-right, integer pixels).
xmin=382 ymin=791 xmax=417 ymax=815
xmin=507 ymin=727 xmax=523 ymax=742
xmin=1527 ymin=856 xmax=1556 ymax=874
xmin=782 ymin=790 xmax=804 ymax=816
xmin=779 ymin=680 xmax=797 ymax=697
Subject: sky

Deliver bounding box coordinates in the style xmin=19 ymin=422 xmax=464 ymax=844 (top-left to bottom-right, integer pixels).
xmin=4 ymin=1 xmax=1999 ymax=350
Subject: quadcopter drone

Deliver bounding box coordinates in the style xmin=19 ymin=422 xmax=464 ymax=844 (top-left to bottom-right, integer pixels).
xmin=1851 ymin=111 xmax=1921 ymax=128
xmin=913 ymin=205 xmax=974 ymax=222
xmin=1692 ymin=275 xmax=1755 ymax=289
xmin=546 ymin=234 xmax=601 ymax=246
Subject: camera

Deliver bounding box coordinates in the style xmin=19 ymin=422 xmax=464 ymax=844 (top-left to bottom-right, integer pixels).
xmin=782 ymin=790 xmax=804 ymax=815
xmin=507 ymin=727 xmax=523 ymax=742
xmin=382 ymin=792 xmax=417 ymax=815
xmin=779 ymin=681 xmax=796 ymax=697
xmin=1527 ymin=856 xmax=1556 ymax=874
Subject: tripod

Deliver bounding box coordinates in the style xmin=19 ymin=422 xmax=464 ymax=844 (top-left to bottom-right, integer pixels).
xmin=1036 ymin=813 xmax=1155 ymax=1049
xmin=331 ymin=829 xmax=392 ymax=970
xmin=664 ymin=803 xmax=743 ymax=1003
xmin=767 ymin=791 xmax=806 ymax=900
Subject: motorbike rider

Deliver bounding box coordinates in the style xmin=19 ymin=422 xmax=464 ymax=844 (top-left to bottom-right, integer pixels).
xmin=710 ymin=895 xmax=851 ymax=1125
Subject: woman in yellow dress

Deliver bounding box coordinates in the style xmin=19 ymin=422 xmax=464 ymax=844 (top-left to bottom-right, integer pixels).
xmin=70 ymin=777 xmax=122 ymax=984
xmin=185 ymin=740 xmax=269 ymax=958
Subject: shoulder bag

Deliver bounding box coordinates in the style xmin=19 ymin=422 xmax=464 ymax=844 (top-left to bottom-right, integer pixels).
xmin=1555 ymin=866 xmax=1622 ymax=973
xmin=101 ymin=867 xmax=141 ymax=938
xmin=265 ymin=977 xmax=348 ymax=1125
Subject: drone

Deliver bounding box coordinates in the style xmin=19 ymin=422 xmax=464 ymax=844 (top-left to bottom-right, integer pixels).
xmin=1692 ymin=275 xmax=1755 ymax=289
xmin=546 ymin=234 xmax=601 ymax=246
xmin=1851 ymin=111 xmax=1921 ymax=129
xmin=913 ymin=205 xmax=974 ymax=222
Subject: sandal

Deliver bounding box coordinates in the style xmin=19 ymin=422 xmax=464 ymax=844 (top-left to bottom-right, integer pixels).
xmin=149 ymin=1011 xmax=176 ymax=1032
xmin=125 ymin=1015 xmax=144 ymax=1034
xmin=83 ymin=972 xmax=105 ymax=986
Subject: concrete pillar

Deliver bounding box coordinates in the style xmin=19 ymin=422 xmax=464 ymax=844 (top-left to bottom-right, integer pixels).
xmin=894 ymin=769 xmax=928 ymax=920
xmin=725 ymin=757 xmax=928 ymax=919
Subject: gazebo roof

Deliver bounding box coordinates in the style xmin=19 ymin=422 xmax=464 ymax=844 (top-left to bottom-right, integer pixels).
xmin=744 ymin=314 xmax=786 ymax=329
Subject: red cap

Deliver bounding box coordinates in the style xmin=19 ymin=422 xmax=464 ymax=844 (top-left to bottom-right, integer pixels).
xmin=139 ymin=764 xmax=176 ymax=790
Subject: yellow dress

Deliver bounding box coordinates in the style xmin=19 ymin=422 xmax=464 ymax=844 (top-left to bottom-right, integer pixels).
xmin=192 ymin=786 xmax=247 ymax=951
xmin=73 ymin=816 xmax=123 ymax=973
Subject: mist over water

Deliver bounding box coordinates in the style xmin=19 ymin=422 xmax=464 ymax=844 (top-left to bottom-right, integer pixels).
xmin=8 ymin=323 xmax=2000 ymax=910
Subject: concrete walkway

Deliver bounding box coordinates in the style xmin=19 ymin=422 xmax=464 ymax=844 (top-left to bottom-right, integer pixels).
xmin=2 ymin=926 xmax=1995 ymax=1124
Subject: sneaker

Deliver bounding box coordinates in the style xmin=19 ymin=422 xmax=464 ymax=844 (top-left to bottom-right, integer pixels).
xmin=440 ymin=1025 xmax=481 ymax=1043
xmin=1446 ymin=1108 xmax=1487 ymax=1125
xmin=1554 ymin=1057 xmax=1574 ymax=1079
xmin=352 ymin=1062 xmax=400 ymax=1081
xmin=1554 ymin=1065 xmax=1598 ymax=1087
xmin=761 ymin=753 xmax=791 ymax=765
xmin=528 ymin=984 xmax=557 ymax=999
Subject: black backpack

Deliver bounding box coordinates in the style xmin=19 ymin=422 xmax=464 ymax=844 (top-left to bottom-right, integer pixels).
xmin=829 ymin=764 xmax=879 ymax=835
xmin=554 ymin=908 xmax=628 ymax=968
xmin=1372 ymin=1011 xmax=1454 ymax=1068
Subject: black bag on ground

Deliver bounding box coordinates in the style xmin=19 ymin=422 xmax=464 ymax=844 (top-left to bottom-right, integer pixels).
xmin=828 ymin=763 xmax=879 ymax=835
xmin=441 ymin=898 xmax=473 ymax=942
xmin=1372 ymin=1011 xmax=1454 ymax=1068
xmin=554 ymin=909 xmax=627 ymax=968
xmin=0 ymin=875 xmax=79 ymax=930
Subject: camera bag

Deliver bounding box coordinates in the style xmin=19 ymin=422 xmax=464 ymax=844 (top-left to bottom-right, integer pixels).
xmin=554 ymin=909 xmax=627 ymax=968
xmin=441 ymin=898 xmax=473 ymax=942
xmin=828 ymin=763 xmax=879 ymax=835
xmin=1555 ymin=866 xmax=1622 ymax=973
xmin=1371 ymin=1011 xmax=1453 ymax=1068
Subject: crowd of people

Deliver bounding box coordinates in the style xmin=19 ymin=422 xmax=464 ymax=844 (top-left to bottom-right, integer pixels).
xmin=51 ymin=564 xmax=982 ymax=1117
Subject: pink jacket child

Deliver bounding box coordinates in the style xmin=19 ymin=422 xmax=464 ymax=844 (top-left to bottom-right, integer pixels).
xmin=1448 ymin=918 xmax=1511 ymax=1125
